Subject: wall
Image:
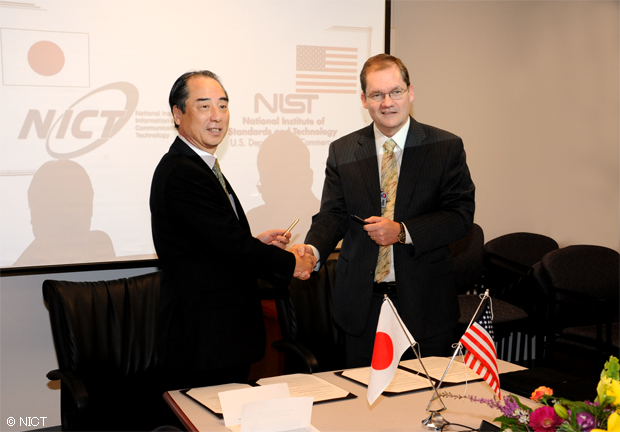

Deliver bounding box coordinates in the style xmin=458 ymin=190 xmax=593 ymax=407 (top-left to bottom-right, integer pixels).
xmin=392 ymin=0 xmax=619 ymax=250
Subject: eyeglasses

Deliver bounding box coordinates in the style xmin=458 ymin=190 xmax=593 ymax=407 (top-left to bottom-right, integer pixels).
xmin=365 ymin=88 xmax=407 ymax=103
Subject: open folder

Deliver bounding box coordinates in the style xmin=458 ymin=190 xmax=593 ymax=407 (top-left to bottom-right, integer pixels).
xmin=183 ymin=373 xmax=355 ymax=419
xmin=340 ymin=356 xmax=482 ymax=397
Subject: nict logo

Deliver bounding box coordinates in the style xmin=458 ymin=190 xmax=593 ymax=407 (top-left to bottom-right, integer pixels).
xmin=18 ymin=82 xmax=139 ymax=158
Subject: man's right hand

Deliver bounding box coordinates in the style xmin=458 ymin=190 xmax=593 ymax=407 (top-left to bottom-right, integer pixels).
xmin=289 ymin=244 xmax=317 ymax=280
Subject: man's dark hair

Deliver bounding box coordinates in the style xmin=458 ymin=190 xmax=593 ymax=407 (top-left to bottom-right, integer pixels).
xmin=360 ymin=54 xmax=411 ymax=94
xmin=168 ymin=70 xmax=228 ymax=129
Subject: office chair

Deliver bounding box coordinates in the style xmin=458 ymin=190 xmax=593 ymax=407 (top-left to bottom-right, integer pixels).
xmin=533 ymin=245 xmax=620 ymax=365
xmin=272 ymin=257 xmax=346 ymax=374
xmin=452 ymin=224 xmax=531 ymax=366
xmin=43 ymin=271 xmax=170 ymax=431
xmin=483 ymin=232 xmax=559 ymax=299
xmin=449 ymin=223 xmax=484 ymax=295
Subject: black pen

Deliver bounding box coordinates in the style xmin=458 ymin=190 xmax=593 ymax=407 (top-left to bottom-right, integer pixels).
xmin=350 ymin=214 xmax=369 ymax=225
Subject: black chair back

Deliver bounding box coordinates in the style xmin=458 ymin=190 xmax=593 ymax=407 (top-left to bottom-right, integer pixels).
xmin=450 ymin=223 xmax=484 ymax=293
xmin=484 ymin=232 xmax=559 ymax=300
xmin=533 ymin=245 xmax=619 ymax=363
xmin=273 ymin=258 xmax=346 ymax=373
xmin=43 ymin=271 xmax=168 ymax=431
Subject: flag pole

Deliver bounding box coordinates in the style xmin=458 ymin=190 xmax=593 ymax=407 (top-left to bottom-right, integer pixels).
xmin=383 ymin=296 xmax=448 ymax=430
xmin=385 ymin=297 xmax=444 ymax=405
xmin=420 ymin=290 xmax=491 ymax=430
xmin=431 ymin=289 xmax=490 ymax=397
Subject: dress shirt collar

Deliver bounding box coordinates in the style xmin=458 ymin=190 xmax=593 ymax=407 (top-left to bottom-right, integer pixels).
xmin=373 ymin=117 xmax=411 ymax=154
xmin=178 ymin=135 xmax=217 ymax=169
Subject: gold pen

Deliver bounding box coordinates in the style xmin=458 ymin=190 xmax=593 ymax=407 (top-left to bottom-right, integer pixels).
xmin=283 ymin=218 xmax=300 ymax=237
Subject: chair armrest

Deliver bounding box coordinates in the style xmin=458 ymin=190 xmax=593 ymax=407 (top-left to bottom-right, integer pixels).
xmin=46 ymin=369 xmax=89 ymax=412
xmin=272 ymin=340 xmax=320 ymax=373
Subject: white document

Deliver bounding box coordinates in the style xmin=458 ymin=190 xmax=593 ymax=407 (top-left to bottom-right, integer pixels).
xmin=240 ymin=396 xmax=314 ymax=432
xmin=219 ymin=383 xmax=290 ymax=426
xmin=256 ymin=373 xmax=349 ymax=402
xmin=186 ymin=383 xmax=251 ymax=415
xmin=399 ymin=356 xmax=482 ymax=383
xmin=342 ymin=366 xmax=432 ymax=393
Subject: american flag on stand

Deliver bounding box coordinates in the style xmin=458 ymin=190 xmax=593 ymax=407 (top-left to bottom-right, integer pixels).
xmin=295 ymin=45 xmax=358 ymax=94
xmin=459 ymin=297 xmax=501 ymax=399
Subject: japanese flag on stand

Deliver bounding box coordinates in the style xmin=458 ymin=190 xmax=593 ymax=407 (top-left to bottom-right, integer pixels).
xmin=367 ymin=298 xmax=415 ymax=405
xmin=459 ymin=297 xmax=501 ymax=399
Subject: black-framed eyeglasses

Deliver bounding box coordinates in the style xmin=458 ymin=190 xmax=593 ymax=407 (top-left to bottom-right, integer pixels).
xmin=365 ymin=88 xmax=407 ymax=103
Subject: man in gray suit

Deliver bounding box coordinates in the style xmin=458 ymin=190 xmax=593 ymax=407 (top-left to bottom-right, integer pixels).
xmin=302 ymin=54 xmax=475 ymax=367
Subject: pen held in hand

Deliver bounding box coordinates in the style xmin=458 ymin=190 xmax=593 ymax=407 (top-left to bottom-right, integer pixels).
xmin=283 ymin=218 xmax=300 ymax=237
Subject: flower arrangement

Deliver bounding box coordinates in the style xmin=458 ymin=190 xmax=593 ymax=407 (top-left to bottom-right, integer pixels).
xmin=441 ymin=356 xmax=620 ymax=432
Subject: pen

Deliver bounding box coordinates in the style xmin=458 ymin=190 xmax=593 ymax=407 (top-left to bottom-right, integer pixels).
xmin=350 ymin=214 xmax=369 ymax=225
xmin=283 ymin=218 xmax=300 ymax=237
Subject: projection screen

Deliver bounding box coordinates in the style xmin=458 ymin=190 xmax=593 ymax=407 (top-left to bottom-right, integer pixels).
xmin=0 ymin=0 xmax=386 ymax=269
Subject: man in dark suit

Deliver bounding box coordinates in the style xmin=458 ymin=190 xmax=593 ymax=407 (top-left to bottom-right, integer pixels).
xmin=302 ymin=54 xmax=475 ymax=367
xmin=150 ymin=70 xmax=316 ymax=389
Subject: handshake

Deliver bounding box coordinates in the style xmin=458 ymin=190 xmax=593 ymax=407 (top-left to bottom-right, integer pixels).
xmin=288 ymin=243 xmax=317 ymax=280
xmin=256 ymin=229 xmax=318 ymax=281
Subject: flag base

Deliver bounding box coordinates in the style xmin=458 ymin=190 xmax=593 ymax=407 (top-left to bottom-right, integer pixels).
xmin=421 ymin=411 xmax=448 ymax=430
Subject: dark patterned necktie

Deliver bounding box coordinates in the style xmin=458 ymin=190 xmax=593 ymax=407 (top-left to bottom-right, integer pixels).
xmin=212 ymin=159 xmax=229 ymax=195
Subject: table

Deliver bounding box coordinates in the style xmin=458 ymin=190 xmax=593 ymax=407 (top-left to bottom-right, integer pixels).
xmin=164 ymin=359 xmax=540 ymax=431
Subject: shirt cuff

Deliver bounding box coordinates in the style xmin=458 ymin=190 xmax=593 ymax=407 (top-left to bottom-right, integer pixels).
xmin=308 ymin=244 xmax=321 ymax=271
xmin=403 ymin=223 xmax=413 ymax=245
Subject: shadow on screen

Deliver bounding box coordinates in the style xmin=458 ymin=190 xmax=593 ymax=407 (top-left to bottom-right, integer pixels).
xmin=246 ymin=131 xmax=320 ymax=244
xmin=13 ymin=159 xmax=116 ymax=267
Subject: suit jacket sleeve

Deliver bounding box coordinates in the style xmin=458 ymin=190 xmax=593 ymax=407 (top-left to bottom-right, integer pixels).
xmin=399 ymin=131 xmax=475 ymax=257
xmin=151 ymin=151 xmax=295 ymax=287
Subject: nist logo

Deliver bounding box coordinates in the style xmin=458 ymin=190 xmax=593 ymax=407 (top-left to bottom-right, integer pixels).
xmin=254 ymin=93 xmax=318 ymax=114
xmin=18 ymin=82 xmax=139 ymax=158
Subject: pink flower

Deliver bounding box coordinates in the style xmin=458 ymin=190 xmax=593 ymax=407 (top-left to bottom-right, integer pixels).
xmin=529 ymin=406 xmax=564 ymax=432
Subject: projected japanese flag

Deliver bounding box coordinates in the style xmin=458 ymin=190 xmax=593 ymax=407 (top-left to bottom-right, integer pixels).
xmin=1 ymin=28 xmax=89 ymax=87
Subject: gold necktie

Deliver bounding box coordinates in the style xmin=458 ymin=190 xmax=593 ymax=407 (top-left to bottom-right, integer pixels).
xmin=375 ymin=139 xmax=397 ymax=283
xmin=212 ymin=159 xmax=229 ymax=195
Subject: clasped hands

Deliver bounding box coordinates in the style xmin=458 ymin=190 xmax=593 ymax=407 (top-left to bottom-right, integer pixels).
xmin=256 ymin=229 xmax=317 ymax=281
xmin=256 ymin=216 xmax=399 ymax=281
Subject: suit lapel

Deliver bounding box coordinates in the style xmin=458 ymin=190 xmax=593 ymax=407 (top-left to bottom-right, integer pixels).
xmin=171 ymin=137 xmax=244 ymax=222
xmin=395 ymin=118 xmax=429 ymax=220
xmin=355 ymin=125 xmax=382 ymax=213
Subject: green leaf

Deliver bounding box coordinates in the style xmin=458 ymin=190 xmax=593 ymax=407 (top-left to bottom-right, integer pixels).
xmin=602 ymin=356 xmax=619 ymax=381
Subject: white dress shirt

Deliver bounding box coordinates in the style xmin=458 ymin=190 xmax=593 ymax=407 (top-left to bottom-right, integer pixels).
xmin=310 ymin=119 xmax=413 ymax=280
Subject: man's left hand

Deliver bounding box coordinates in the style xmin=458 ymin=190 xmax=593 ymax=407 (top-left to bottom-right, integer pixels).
xmin=257 ymin=229 xmax=291 ymax=249
xmin=364 ymin=217 xmax=401 ymax=246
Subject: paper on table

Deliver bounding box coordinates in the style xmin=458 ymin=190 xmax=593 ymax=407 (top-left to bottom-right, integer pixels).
xmin=256 ymin=373 xmax=349 ymax=402
xmin=185 ymin=383 xmax=252 ymax=415
xmin=240 ymin=396 xmax=314 ymax=432
xmin=399 ymin=356 xmax=482 ymax=383
xmin=219 ymin=383 xmax=290 ymax=426
xmin=341 ymin=366 xmax=432 ymax=393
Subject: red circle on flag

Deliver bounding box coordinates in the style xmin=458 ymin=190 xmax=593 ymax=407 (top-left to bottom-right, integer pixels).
xmin=28 ymin=41 xmax=65 ymax=76
xmin=371 ymin=332 xmax=394 ymax=370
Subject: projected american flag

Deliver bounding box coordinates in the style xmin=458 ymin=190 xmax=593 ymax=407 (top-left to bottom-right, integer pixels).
xmin=296 ymin=45 xmax=358 ymax=94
